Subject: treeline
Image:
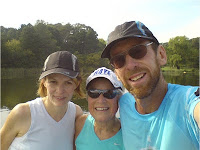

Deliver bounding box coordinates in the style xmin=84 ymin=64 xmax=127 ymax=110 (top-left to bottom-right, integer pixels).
xmin=164 ymin=36 xmax=199 ymax=69
xmin=1 ymin=20 xmax=109 ymax=74
xmin=1 ymin=20 xmax=199 ymax=75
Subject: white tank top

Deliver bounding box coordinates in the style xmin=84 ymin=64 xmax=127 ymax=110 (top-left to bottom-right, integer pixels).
xmin=9 ymin=97 xmax=76 ymax=150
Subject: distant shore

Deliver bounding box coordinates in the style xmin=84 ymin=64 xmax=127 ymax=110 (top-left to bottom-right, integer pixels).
xmin=0 ymin=108 xmax=10 ymax=128
xmin=161 ymin=66 xmax=199 ymax=74
xmin=1 ymin=68 xmax=41 ymax=79
xmin=1 ymin=67 xmax=199 ymax=80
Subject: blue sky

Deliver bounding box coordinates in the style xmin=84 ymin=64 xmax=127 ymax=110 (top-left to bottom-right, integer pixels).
xmin=1 ymin=0 xmax=199 ymax=43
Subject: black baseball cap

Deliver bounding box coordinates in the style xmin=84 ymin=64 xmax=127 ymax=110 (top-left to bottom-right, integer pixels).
xmin=101 ymin=21 xmax=159 ymax=58
xmin=39 ymin=51 xmax=79 ymax=80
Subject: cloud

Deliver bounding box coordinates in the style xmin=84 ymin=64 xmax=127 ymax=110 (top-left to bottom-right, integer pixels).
xmin=157 ymin=17 xmax=200 ymax=43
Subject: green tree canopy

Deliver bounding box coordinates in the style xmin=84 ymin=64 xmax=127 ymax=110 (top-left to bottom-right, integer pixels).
xmin=164 ymin=36 xmax=199 ymax=69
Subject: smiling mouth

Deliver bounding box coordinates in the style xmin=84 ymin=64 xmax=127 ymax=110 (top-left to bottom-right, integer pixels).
xmin=130 ymin=73 xmax=145 ymax=81
xmin=95 ymin=107 xmax=109 ymax=111
xmin=55 ymin=97 xmax=65 ymax=100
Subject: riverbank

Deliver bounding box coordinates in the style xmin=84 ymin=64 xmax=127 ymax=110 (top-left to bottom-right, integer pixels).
xmin=1 ymin=68 xmax=41 ymax=79
xmin=161 ymin=66 xmax=199 ymax=74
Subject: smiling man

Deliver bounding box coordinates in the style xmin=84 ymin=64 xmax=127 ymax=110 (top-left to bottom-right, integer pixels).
xmin=101 ymin=21 xmax=200 ymax=150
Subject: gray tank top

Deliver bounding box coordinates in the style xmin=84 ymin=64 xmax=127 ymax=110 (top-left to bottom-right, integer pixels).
xmin=9 ymin=97 xmax=76 ymax=150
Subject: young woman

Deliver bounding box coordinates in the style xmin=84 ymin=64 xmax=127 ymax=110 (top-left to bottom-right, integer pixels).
xmin=75 ymin=67 xmax=125 ymax=150
xmin=0 ymin=51 xmax=85 ymax=150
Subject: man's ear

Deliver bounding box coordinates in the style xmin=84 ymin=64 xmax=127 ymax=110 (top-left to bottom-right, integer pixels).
xmin=157 ymin=45 xmax=167 ymax=66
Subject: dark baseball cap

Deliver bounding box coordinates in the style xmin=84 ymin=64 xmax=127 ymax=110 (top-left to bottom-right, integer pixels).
xmin=39 ymin=51 xmax=79 ymax=80
xmin=101 ymin=21 xmax=159 ymax=58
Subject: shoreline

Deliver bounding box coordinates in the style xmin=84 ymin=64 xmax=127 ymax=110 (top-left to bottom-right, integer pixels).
xmin=0 ymin=109 xmax=10 ymax=128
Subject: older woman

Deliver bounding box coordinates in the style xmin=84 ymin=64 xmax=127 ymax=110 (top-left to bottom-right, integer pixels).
xmin=75 ymin=67 xmax=125 ymax=150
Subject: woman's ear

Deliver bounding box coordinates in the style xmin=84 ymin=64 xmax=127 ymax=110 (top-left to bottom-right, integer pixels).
xmin=114 ymin=70 xmax=121 ymax=82
xmin=75 ymin=80 xmax=81 ymax=89
xmin=157 ymin=45 xmax=167 ymax=66
xmin=42 ymin=78 xmax=47 ymax=88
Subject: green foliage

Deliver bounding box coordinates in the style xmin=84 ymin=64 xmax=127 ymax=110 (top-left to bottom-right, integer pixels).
xmin=1 ymin=21 xmax=198 ymax=74
xmin=1 ymin=20 xmax=108 ymax=77
xmin=168 ymin=54 xmax=182 ymax=69
xmin=74 ymin=51 xmax=110 ymax=76
xmin=164 ymin=36 xmax=199 ymax=69
xmin=2 ymin=39 xmax=34 ymax=68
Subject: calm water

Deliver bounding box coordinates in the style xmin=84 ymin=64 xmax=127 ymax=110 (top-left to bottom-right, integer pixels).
xmin=1 ymin=72 xmax=199 ymax=111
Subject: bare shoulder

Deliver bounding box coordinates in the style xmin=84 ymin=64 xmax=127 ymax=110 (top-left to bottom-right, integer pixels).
xmin=0 ymin=103 xmax=31 ymax=149
xmin=4 ymin=103 xmax=31 ymax=136
xmin=75 ymin=104 xmax=83 ymax=119
xmin=12 ymin=103 xmax=30 ymax=117
xmin=76 ymin=113 xmax=88 ymax=125
xmin=74 ymin=114 xmax=88 ymax=140
xmin=11 ymin=103 xmax=31 ymax=123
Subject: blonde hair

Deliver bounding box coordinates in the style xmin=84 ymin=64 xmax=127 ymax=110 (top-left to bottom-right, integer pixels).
xmin=37 ymin=73 xmax=85 ymax=98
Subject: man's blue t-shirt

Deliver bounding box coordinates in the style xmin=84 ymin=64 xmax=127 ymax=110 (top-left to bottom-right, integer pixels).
xmin=119 ymin=83 xmax=200 ymax=150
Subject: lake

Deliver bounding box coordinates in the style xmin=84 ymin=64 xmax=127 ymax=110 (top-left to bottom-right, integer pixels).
xmin=1 ymin=71 xmax=199 ymax=111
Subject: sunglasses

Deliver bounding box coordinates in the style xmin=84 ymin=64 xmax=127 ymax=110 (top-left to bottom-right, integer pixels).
xmin=87 ymin=88 xmax=121 ymax=99
xmin=110 ymin=42 xmax=153 ymax=69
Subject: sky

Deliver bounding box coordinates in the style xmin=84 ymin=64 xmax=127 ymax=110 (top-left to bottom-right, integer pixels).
xmin=1 ymin=0 xmax=200 ymax=43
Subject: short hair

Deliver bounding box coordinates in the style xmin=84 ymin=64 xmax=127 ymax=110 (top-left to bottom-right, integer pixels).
xmin=151 ymin=42 xmax=159 ymax=52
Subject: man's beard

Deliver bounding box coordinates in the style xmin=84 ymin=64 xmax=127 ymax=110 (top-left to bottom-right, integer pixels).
xmin=122 ymin=62 xmax=161 ymax=99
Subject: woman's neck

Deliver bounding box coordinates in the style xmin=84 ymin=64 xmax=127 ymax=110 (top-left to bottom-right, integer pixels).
xmin=42 ymin=97 xmax=68 ymax=122
xmin=94 ymin=118 xmax=121 ymax=140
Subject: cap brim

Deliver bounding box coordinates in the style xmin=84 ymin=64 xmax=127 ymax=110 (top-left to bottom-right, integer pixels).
xmin=101 ymin=35 xmax=158 ymax=58
xmin=39 ymin=68 xmax=79 ymax=80
xmin=86 ymin=75 xmax=120 ymax=89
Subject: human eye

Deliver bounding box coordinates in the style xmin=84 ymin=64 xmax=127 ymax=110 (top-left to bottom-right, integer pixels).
xmin=65 ymin=81 xmax=73 ymax=85
xmin=48 ymin=80 xmax=57 ymax=84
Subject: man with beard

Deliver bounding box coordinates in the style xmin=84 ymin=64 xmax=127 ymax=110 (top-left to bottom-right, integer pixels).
xmin=101 ymin=21 xmax=200 ymax=150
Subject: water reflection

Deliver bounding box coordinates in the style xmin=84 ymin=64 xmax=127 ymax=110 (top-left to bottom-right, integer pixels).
xmin=1 ymin=72 xmax=199 ymax=111
xmin=163 ymin=71 xmax=199 ymax=86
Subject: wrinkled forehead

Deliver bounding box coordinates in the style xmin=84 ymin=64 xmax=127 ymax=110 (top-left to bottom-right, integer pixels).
xmin=87 ymin=77 xmax=114 ymax=89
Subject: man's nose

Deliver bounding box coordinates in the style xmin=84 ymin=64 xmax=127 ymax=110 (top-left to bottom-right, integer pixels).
xmin=124 ymin=54 xmax=139 ymax=69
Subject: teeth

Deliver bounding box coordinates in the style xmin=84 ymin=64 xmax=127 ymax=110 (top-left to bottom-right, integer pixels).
xmin=131 ymin=74 xmax=144 ymax=81
xmin=95 ymin=107 xmax=109 ymax=111
xmin=56 ymin=97 xmax=64 ymax=100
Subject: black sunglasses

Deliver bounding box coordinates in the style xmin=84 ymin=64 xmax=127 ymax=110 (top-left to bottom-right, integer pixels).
xmin=87 ymin=88 xmax=121 ymax=99
xmin=110 ymin=42 xmax=153 ymax=69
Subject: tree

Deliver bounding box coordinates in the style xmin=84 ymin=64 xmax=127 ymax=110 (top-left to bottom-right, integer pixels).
xmin=97 ymin=38 xmax=106 ymax=51
xmin=168 ymin=54 xmax=182 ymax=69
xmin=188 ymin=37 xmax=199 ymax=68
xmin=64 ymin=23 xmax=99 ymax=54
xmin=3 ymin=39 xmax=33 ymax=67
xmin=166 ymin=36 xmax=190 ymax=68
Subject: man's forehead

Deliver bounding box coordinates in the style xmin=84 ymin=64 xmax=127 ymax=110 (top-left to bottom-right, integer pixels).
xmin=114 ymin=38 xmax=147 ymax=47
xmin=110 ymin=38 xmax=147 ymax=55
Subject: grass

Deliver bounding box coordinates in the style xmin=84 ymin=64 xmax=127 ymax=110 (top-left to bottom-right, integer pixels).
xmin=161 ymin=66 xmax=199 ymax=74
